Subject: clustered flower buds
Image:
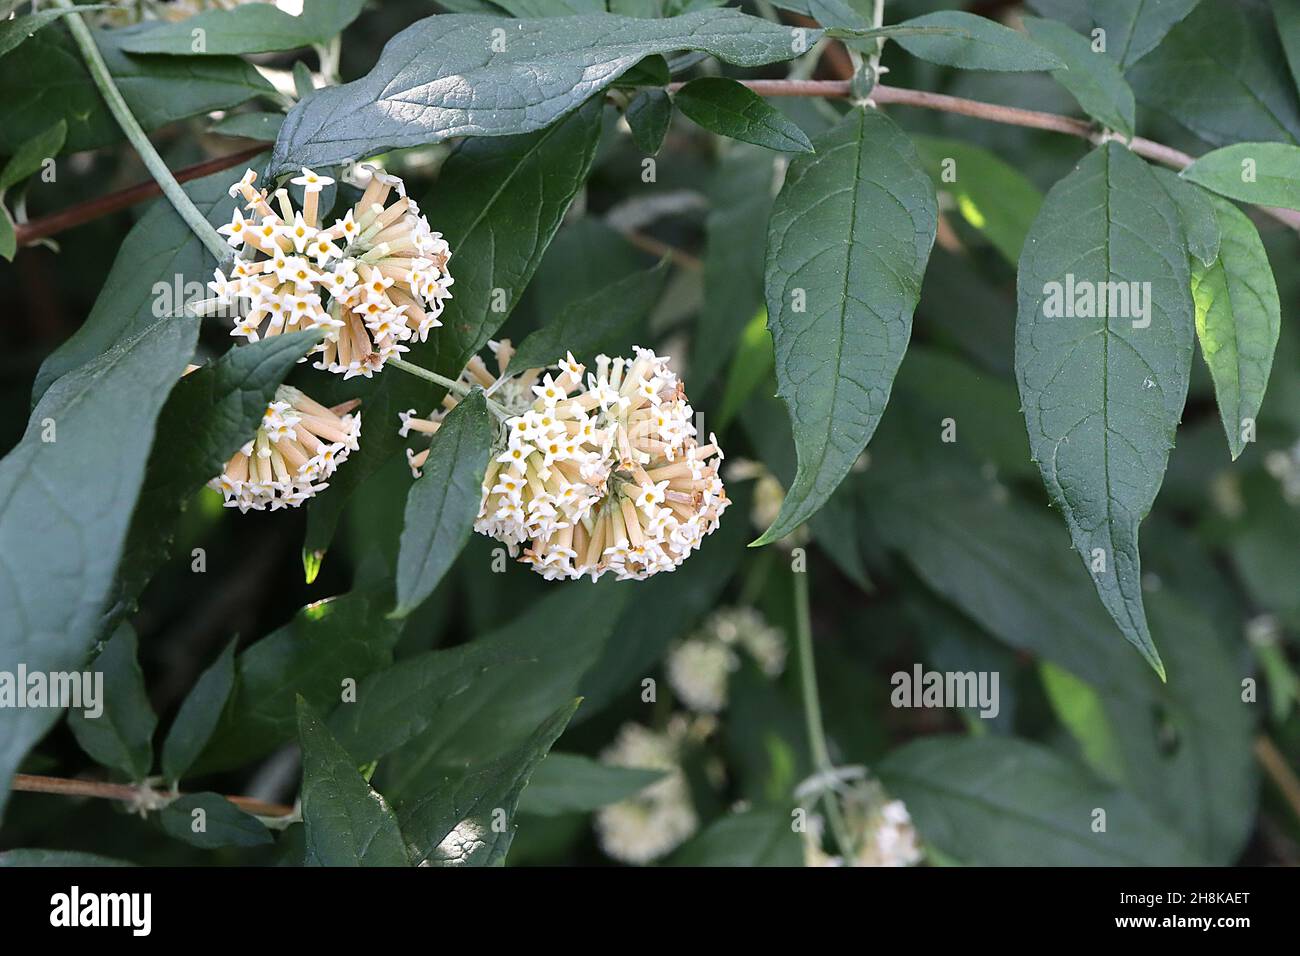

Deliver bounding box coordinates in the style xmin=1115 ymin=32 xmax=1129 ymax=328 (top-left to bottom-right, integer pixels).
xmin=803 ymin=780 xmax=923 ymax=868
xmin=210 ymin=166 xmax=453 ymax=379
xmin=399 ymin=341 xmax=729 ymax=581
xmin=210 ymin=385 xmax=361 ymax=512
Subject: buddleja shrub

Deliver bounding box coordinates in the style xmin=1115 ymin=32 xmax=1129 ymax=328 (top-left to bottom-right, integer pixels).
xmin=0 ymin=0 xmax=1296 ymax=869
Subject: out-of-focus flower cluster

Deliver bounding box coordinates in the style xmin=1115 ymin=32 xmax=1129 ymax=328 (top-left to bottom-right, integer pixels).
xmin=210 ymin=385 xmax=360 ymax=512
xmin=803 ymin=779 xmax=923 ymax=868
xmin=666 ymin=606 xmax=787 ymax=713
xmin=1265 ymin=439 xmax=1300 ymax=505
xmin=209 ymin=166 xmax=452 ymax=379
xmin=594 ymin=718 xmax=700 ymax=865
xmin=399 ymin=341 xmax=728 ymax=581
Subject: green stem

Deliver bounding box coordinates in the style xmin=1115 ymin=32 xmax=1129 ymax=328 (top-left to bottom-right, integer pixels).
xmin=54 ymin=0 xmax=229 ymax=261
xmin=388 ymin=358 xmax=511 ymax=420
xmin=793 ymin=568 xmax=856 ymax=858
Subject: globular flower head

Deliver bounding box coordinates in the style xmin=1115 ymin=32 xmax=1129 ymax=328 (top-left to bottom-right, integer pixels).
xmin=803 ymin=780 xmax=923 ymax=868
xmin=399 ymin=342 xmax=729 ymax=581
xmin=210 ymin=385 xmax=361 ymax=512
xmin=210 ymin=166 xmax=453 ymax=380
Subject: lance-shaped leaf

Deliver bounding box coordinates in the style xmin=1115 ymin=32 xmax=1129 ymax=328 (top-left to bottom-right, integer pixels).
xmin=1126 ymin=0 xmax=1300 ymax=147
xmin=673 ymin=77 xmax=813 ymax=152
xmin=1023 ymin=16 xmax=1135 ymax=137
xmin=1182 ymin=142 xmax=1300 ymax=211
xmin=1087 ymin=0 xmax=1202 ymax=68
xmin=397 ymin=699 xmax=580 ymax=866
xmin=625 ymin=88 xmax=672 ymax=155
xmin=119 ymin=0 xmax=365 ymax=55
xmin=33 ymin=159 xmax=259 ymax=403
xmin=421 ymin=99 xmax=603 ymax=378
xmin=670 ymin=809 xmax=803 ymax=866
xmin=878 ymin=736 xmax=1204 ymax=865
xmin=67 ymin=624 xmax=157 ymax=780
xmin=394 ymin=391 xmax=494 ymax=618
xmin=269 ymin=9 xmax=818 ymax=175
xmin=112 ymin=331 xmax=320 ymax=616
xmin=1190 ymin=193 xmax=1281 ymax=460
xmin=0 ymin=120 xmax=67 ymax=194
xmin=0 ymin=314 xmax=197 ymax=822
xmin=1151 ymin=166 xmax=1220 ymax=267
xmin=754 ymin=108 xmax=936 ymax=546
xmin=507 ymin=258 xmax=670 ymax=373
xmin=0 ymin=27 xmax=273 ymax=155
xmin=893 ymin=11 xmax=1063 ymax=72
xmin=298 ymin=698 xmax=408 ymax=867
xmin=1015 ymin=143 xmax=1195 ymax=678
xmin=156 ymin=793 xmax=272 ymax=849
xmin=1277 ymin=0 xmax=1300 ymax=93
xmin=160 ymin=639 xmax=237 ymax=785
xmin=515 ymin=753 xmax=664 ymax=816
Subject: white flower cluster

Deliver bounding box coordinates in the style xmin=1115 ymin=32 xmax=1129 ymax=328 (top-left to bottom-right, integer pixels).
xmin=399 ymin=341 xmax=729 ymax=581
xmin=209 ymin=385 xmax=360 ymax=512
xmin=803 ymin=780 xmax=923 ymax=868
xmin=595 ymin=720 xmax=698 ymax=865
xmin=666 ymin=606 xmax=787 ymax=714
xmin=210 ymin=166 xmax=453 ymax=379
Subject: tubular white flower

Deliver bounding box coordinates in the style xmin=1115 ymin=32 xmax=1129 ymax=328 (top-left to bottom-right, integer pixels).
xmin=210 ymin=385 xmax=361 ymax=513
xmin=398 ymin=341 xmax=729 ymax=581
xmin=666 ymin=607 xmax=787 ymax=714
xmin=803 ymin=780 xmax=923 ymax=868
xmin=212 ymin=167 xmax=453 ymax=380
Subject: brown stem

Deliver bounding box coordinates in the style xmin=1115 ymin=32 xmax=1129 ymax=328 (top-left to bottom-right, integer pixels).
xmin=12 ymin=143 xmax=268 ymax=247
xmin=665 ymin=79 xmax=1300 ymax=232
xmin=11 ymin=772 xmax=294 ymax=818
xmin=1255 ymin=736 xmax=1300 ymax=826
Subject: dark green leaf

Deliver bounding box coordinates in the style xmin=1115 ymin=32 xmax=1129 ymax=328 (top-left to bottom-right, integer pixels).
xmin=612 ymin=53 xmax=671 ymax=87
xmin=515 ymin=753 xmax=664 ymax=816
xmin=674 ymin=77 xmax=813 ymax=152
xmin=157 ymin=793 xmax=272 ymax=849
xmin=625 ymin=88 xmax=672 ymax=155
xmin=0 ymin=850 xmax=135 ymax=866
xmin=0 ymin=8 xmax=91 ymax=60
xmin=669 ymin=808 xmax=802 ymax=865
xmin=878 ymin=736 xmax=1204 ymax=865
xmin=507 ymin=259 xmax=670 ymax=373
xmin=119 ymin=0 xmax=365 ymax=55
xmin=160 ymin=639 xmax=237 ymax=785
xmin=397 ymin=699 xmax=579 ymax=866
xmin=67 ymin=625 xmax=157 ymax=780
xmin=913 ymin=135 xmax=1042 ymax=264
xmin=1182 ymin=142 xmax=1300 ymax=210
xmin=694 ymin=145 xmax=777 ymax=390
xmin=894 ymin=11 xmax=1064 ymax=72
xmin=1276 ymin=0 xmax=1300 ymax=94
xmin=1023 ymin=16 xmax=1135 ymax=137
xmin=1190 ymin=193 xmax=1281 ymax=459
xmin=209 ymin=111 xmax=284 ymax=140
xmin=422 ymin=99 xmax=603 ymax=378
xmin=33 ymin=160 xmax=258 ymax=403
xmin=0 ymin=206 xmax=13 ymax=261
xmin=394 ymin=391 xmax=494 ymax=618
xmin=0 ymin=120 xmax=65 ymax=194
xmin=112 ymin=331 xmax=320 ymax=616
xmin=1087 ymin=0 xmax=1202 ymax=68
xmin=1151 ymin=166 xmax=1220 ymax=267
xmin=0 ymin=27 xmax=273 ymax=155
xmin=755 ymin=108 xmax=937 ymax=546
xmin=195 ymin=591 xmax=401 ymax=773
xmin=0 ymin=314 xmax=197 ymax=822
xmin=1015 ymin=144 xmax=1195 ymax=676
xmin=269 ymin=10 xmax=817 ymax=175
xmin=330 ymin=581 xmax=630 ymax=780
xmin=298 ymin=698 xmax=408 ymax=866
xmin=1126 ymin=0 xmax=1300 ymax=147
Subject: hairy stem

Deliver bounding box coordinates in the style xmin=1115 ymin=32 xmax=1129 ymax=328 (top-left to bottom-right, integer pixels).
xmin=53 ymin=0 xmax=230 ymax=259
xmin=388 ymin=357 xmax=511 ymax=420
